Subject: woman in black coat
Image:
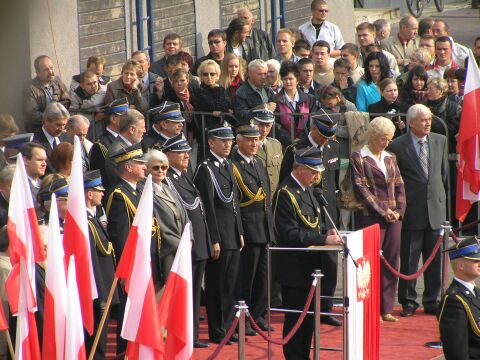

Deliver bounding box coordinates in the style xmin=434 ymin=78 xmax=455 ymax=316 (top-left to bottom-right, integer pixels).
xmin=368 ymin=78 xmax=409 ymax=139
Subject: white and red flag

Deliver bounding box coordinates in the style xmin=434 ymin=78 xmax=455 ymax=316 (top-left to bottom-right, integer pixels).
xmin=0 ymin=302 xmax=7 ymax=331
xmin=65 ymin=256 xmax=87 ymax=360
xmin=43 ymin=194 xmax=67 ymax=360
xmin=158 ymin=222 xmax=193 ymax=360
xmin=15 ymin=260 xmax=41 ymax=360
xmin=63 ymin=136 xmax=97 ymax=334
xmin=456 ymin=49 xmax=480 ymax=221
xmin=115 ymin=175 xmax=164 ymax=359
xmin=6 ymin=155 xmax=45 ymax=314
xmin=346 ymin=224 xmax=380 ymax=360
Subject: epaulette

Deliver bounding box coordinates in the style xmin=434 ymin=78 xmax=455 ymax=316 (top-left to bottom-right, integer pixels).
xmin=267 ymin=137 xmax=281 ymax=143
xmin=94 ymin=140 xmax=108 ymax=159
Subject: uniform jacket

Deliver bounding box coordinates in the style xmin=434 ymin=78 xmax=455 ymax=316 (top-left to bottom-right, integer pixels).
xmin=438 ymin=279 xmax=480 ymax=360
xmin=104 ymin=78 xmax=148 ymax=115
xmin=141 ymin=127 xmax=168 ymax=152
xmin=166 ymin=168 xmax=212 ymax=261
xmin=350 ymin=149 xmax=406 ymax=218
xmin=89 ymin=129 xmax=117 ymax=188
xmin=273 ymin=174 xmax=326 ymax=287
xmin=388 ymin=131 xmax=447 ymax=230
xmin=233 ymin=81 xmax=275 ymax=124
xmin=24 ymin=76 xmax=70 ymax=132
xmin=280 ymin=134 xmax=340 ymax=227
xmin=256 ymin=137 xmax=283 ymax=199
xmin=103 ymin=136 xmax=129 ymax=192
xmin=231 ymin=150 xmax=275 ymax=245
xmin=194 ymin=152 xmax=243 ymax=250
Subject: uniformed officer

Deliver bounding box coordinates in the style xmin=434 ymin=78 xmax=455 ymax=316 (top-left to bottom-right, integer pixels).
xmin=162 ymin=134 xmax=212 ymax=348
xmin=194 ymin=122 xmax=244 ymax=345
xmin=279 ymin=112 xmax=341 ymax=326
xmin=142 ymin=101 xmax=185 ymax=151
xmin=274 ymin=147 xmax=342 ymax=360
xmin=105 ymin=142 xmax=146 ymax=355
xmin=439 ymin=236 xmax=480 ymax=360
xmin=83 ymin=169 xmax=119 ymax=359
xmin=89 ymin=98 xmax=128 ymax=184
xmin=232 ymin=121 xmax=275 ymax=334
xmin=252 ymin=108 xmax=283 ymax=200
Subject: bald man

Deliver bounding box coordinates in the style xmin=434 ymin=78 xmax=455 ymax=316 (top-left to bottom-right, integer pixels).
xmin=381 ymin=15 xmax=419 ymax=68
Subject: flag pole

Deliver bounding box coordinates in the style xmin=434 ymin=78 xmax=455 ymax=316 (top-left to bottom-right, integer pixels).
xmin=3 ymin=330 xmax=14 ymax=359
xmin=88 ymin=277 xmax=118 ymax=360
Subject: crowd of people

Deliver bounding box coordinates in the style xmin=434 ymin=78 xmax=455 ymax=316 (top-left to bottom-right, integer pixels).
xmin=1 ymin=0 xmax=480 ymax=358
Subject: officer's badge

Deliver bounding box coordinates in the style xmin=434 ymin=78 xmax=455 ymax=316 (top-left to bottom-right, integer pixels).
xmin=173 ymin=173 xmax=178 ymax=179
xmin=214 ymin=161 xmax=219 ymax=167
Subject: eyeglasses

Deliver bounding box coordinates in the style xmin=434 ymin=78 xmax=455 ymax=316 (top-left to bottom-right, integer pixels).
xmin=151 ymin=165 xmax=169 ymax=171
xmin=202 ymin=72 xmax=217 ymax=77
xmin=208 ymin=40 xmax=223 ymax=45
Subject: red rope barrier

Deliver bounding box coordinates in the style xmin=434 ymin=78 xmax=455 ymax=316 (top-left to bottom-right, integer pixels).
xmin=381 ymin=233 xmax=443 ymax=280
xmin=247 ymin=282 xmax=317 ymax=346
xmin=450 ymin=231 xmax=460 ymax=243
xmin=206 ymin=315 xmax=240 ymax=360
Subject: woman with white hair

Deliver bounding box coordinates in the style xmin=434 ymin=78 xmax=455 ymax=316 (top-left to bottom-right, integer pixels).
xmin=266 ymin=58 xmax=283 ymax=94
xmin=350 ymin=116 xmax=406 ymax=322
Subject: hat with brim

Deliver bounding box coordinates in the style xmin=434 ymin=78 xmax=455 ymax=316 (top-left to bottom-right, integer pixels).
xmin=105 ymin=98 xmax=129 ymax=115
xmin=110 ymin=143 xmax=147 ymax=164
xmin=207 ymin=121 xmax=235 ymax=140
xmin=39 ymin=177 xmax=69 ymax=201
xmin=294 ymin=147 xmax=325 ymax=173
xmin=236 ymin=120 xmax=260 ymax=138
xmin=251 ymin=109 xmax=275 ymax=123
xmin=149 ymin=101 xmax=185 ymax=123
xmin=83 ymin=169 xmax=105 ymax=191
xmin=312 ymin=112 xmax=337 ymax=138
xmin=161 ymin=134 xmax=192 ymax=152
xmin=3 ymin=134 xmax=34 ymax=150
xmin=447 ymin=236 xmax=480 ymax=260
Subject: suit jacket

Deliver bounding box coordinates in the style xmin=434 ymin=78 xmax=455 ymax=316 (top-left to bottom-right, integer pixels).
xmin=273 ymin=175 xmax=325 ymax=287
xmin=140 ymin=71 xmax=159 ymax=108
xmin=105 ymin=179 xmax=140 ymax=259
xmin=32 ymin=128 xmax=58 ymax=174
xmin=194 ymin=152 xmax=243 ymax=250
xmin=279 ymin=134 xmax=340 ymax=227
xmin=438 ymin=279 xmax=480 ymax=360
xmin=388 ymin=132 xmax=447 ymax=230
xmin=231 ymin=150 xmax=274 ymax=245
xmin=256 ymin=137 xmax=283 ymax=200
xmin=87 ymin=212 xmax=119 ymax=304
xmin=89 ymin=129 xmax=117 ymax=187
xmin=166 ymin=168 xmax=212 ymax=261
xmin=350 ymin=149 xmax=406 ymax=218
xmin=141 ymin=127 xmax=168 ymax=152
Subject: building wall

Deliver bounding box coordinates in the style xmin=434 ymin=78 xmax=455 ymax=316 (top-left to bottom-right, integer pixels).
xmin=77 ymin=0 xmax=128 ymax=78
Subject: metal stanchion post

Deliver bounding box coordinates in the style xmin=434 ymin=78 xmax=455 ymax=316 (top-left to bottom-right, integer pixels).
xmin=267 ymin=244 xmax=272 ymax=360
xmin=441 ymin=221 xmax=451 ymax=297
xmin=342 ymin=235 xmax=349 ymax=360
xmin=312 ymin=270 xmax=323 ymax=360
xmin=236 ymin=300 xmax=248 ymax=360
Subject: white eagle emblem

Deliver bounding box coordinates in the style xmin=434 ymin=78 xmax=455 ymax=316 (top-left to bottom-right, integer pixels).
xmin=356 ymin=257 xmax=371 ymax=301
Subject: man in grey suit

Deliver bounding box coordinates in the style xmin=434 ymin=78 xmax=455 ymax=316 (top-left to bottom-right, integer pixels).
xmin=388 ymin=104 xmax=448 ymax=317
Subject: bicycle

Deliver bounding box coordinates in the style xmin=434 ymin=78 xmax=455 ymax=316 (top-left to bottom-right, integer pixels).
xmin=406 ymin=0 xmax=444 ymax=17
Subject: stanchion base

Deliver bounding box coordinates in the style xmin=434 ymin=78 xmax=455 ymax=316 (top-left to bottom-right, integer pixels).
xmin=425 ymin=341 xmax=442 ymax=349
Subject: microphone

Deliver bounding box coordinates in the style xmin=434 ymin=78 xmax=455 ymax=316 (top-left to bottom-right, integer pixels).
xmin=314 ymin=188 xmax=328 ymax=207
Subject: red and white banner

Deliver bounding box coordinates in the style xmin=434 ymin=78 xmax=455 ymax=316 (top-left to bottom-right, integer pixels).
xmin=0 ymin=302 xmax=7 ymax=331
xmin=456 ymin=49 xmax=480 ymax=221
xmin=15 ymin=261 xmax=41 ymax=360
xmin=346 ymin=225 xmax=380 ymax=360
xmin=65 ymin=256 xmax=87 ymax=360
xmin=43 ymin=194 xmax=67 ymax=360
xmin=6 ymin=155 xmax=45 ymax=314
xmin=63 ymin=136 xmax=97 ymax=335
xmin=158 ymin=222 xmax=193 ymax=360
xmin=115 ymin=175 xmax=164 ymax=359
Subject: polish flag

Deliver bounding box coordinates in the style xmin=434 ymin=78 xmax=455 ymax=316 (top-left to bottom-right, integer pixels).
xmin=346 ymin=225 xmax=380 ymax=360
xmin=115 ymin=175 xmax=164 ymax=359
xmin=15 ymin=261 xmax=41 ymax=360
xmin=0 ymin=302 xmax=7 ymax=331
xmin=456 ymin=49 xmax=480 ymax=221
xmin=63 ymin=136 xmax=97 ymax=334
xmin=43 ymin=194 xmax=67 ymax=360
xmin=158 ymin=222 xmax=193 ymax=360
xmin=65 ymin=256 xmax=87 ymax=360
xmin=6 ymin=155 xmax=45 ymax=314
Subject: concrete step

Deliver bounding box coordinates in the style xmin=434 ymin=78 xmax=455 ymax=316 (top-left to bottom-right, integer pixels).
xmin=354 ymin=7 xmax=400 ymax=26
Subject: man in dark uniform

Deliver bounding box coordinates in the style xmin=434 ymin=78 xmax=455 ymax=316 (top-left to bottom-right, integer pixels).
xmin=83 ymin=170 xmax=119 ymax=359
xmin=194 ymin=123 xmax=244 ymax=345
xmin=142 ymin=101 xmax=185 ymax=152
xmin=89 ymin=98 xmax=128 ymax=184
xmin=163 ymin=134 xmax=212 ymax=349
xmin=232 ymin=121 xmax=275 ymax=334
xmin=279 ymin=113 xmax=341 ymax=326
xmin=105 ymin=142 xmax=146 ymax=355
xmin=274 ymin=147 xmax=342 ymax=360
xmin=439 ymin=236 xmax=480 ymax=360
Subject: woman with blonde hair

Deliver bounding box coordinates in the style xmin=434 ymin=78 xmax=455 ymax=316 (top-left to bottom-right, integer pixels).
xmin=219 ymin=53 xmax=246 ymax=100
